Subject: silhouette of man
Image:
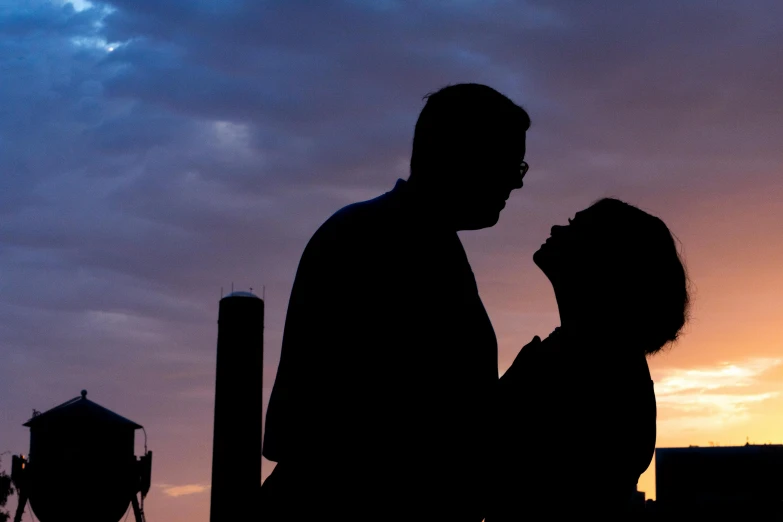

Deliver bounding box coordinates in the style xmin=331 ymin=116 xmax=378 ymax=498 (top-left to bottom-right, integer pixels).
xmin=262 ymin=83 xmax=530 ymax=521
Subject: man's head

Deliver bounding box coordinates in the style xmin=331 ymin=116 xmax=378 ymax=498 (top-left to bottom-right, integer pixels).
xmin=408 ymin=83 xmax=531 ymax=230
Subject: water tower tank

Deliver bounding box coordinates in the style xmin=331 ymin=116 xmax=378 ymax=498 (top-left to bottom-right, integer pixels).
xmin=12 ymin=391 xmax=152 ymax=522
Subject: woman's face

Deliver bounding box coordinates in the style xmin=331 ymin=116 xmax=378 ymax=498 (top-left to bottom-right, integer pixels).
xmin=533 ymin=207 xmax=603 ymax=283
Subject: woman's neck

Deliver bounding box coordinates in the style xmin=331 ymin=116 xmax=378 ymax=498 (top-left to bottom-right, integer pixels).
xmin=552 ymin=286 xmax=600 ymax=339
xmin=552 ymin=287 xmax=647 ymax=364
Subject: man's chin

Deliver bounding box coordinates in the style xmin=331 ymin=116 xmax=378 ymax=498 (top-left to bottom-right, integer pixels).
xmin=458 ymin=211 xmax=501 ymax=231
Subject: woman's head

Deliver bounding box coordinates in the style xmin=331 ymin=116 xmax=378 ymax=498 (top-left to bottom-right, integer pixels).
xmin=534 ymin=198 xmax=689 ymax=355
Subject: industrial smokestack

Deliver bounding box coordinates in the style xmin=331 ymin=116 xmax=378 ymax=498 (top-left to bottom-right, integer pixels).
xmin=210 ymin=291 xmax=264 ymax=521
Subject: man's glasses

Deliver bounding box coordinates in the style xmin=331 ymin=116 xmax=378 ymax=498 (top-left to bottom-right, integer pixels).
xmin=520 ymin=160 xmax=529 ymax=178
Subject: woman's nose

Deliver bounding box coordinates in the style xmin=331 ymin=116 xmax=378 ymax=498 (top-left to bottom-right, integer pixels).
xmin=551 ymin=224 xmax=564 ymax=236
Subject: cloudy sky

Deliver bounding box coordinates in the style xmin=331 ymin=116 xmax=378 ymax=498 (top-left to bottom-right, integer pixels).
xmin=2 ymin=0 xmax=782 ymax=520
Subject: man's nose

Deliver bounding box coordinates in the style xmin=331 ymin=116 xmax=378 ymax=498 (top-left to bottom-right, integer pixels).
xmin=551 ymin=224 xmax=564 ymax=236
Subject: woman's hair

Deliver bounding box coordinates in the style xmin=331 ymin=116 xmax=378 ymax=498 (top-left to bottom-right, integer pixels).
xmin=580 ymin=198 xmax=690 ymax=355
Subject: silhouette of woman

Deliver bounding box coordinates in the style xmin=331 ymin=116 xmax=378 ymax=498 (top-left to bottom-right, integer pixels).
xmin=487 ymin=198 xmax=689 ymax=521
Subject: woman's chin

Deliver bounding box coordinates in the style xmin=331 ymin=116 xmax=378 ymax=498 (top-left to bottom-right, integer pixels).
xmin=532 ymin=247 xmax=546 ymax=268
xmin=533 ymin=246 xmax=558 ymax=276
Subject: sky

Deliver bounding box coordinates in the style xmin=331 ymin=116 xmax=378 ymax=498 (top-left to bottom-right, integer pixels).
xmin=1 ymin=0 xmax=782 ymax=520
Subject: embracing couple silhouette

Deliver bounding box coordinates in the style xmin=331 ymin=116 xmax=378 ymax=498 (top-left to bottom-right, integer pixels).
xmin=260 ymin=83 xmax=689 ymax=521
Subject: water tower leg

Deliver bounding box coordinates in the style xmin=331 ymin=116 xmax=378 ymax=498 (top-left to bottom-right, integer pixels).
xmin=131 ymin=495 xmax=145 ymax=522
xmin=11 ymin=455 xmax=28 ymax=522
xmin=12 ymin=490 xmax=27 ymax=522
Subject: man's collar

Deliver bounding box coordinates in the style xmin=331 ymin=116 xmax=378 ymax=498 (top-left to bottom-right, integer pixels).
xmin=391 ymin=178 xmax=453 ymax=232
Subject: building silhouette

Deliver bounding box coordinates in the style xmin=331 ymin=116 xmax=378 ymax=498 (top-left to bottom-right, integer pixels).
xmin=655 ymin=444 xmax=783 ymax=520
xmin=209 ymin=291 xmax=264 ymax=522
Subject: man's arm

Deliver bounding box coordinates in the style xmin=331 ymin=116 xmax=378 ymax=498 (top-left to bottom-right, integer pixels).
xmin=263 ymin=220 xmax=358 ymax=463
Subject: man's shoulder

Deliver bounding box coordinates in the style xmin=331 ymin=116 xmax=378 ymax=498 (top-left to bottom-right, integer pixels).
xmin=311 ymin=188 xmax=401 ymax=247
xmin=332 ymin=189 xmax=399 ymax=226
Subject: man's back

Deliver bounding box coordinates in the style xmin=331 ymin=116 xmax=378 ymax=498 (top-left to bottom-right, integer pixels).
xmin=262 ymin=179 xmax=498 ymax=521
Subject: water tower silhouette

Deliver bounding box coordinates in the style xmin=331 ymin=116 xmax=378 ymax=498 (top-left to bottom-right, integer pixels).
xmin=11 ymin=390 xmax=152 ymax=522
xmin=210 ymin=290 xmax=264 ymax=521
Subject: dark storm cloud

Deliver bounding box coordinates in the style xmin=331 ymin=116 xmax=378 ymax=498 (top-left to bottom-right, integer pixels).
xmin=95 ymin=0 xmax=783 ymax=200
xmin=2 ymin=1 xmax=782 ymax=520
